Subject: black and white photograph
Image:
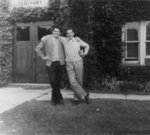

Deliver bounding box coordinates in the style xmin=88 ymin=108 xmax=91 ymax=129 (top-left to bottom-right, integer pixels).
xmin=0 ymin=0 xmax=150 ymax=134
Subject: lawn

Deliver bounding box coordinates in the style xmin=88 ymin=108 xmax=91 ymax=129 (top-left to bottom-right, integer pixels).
xmin=1 ymin=99 xmax=150 ymax=135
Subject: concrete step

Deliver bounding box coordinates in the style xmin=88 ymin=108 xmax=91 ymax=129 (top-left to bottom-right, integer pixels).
xmin=8 ymin=83 xmax=50 ymax=90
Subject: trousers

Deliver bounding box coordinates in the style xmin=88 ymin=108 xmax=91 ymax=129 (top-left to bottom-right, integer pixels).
xmin=47 ymin=61 xmax=63 ymax=103
xmin=66 ymin=59 xmax=87 ymax=100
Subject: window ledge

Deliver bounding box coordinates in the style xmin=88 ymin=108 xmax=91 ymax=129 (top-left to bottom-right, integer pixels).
xmin=121 ymin=63 xmax=140 ymax=66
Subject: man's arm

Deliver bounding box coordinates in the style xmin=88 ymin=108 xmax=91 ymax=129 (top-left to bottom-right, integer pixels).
xmin=35 ymin=36 xmax=49 ymax=60
xmin=58 ymin=36 xmax=67 ymax=45
xmin=75 ymin=37 xmax=90 ymax=56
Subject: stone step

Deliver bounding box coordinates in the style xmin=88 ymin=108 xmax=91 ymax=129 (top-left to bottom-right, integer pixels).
xmin=8 ymin=83 xmax=50 ymax=90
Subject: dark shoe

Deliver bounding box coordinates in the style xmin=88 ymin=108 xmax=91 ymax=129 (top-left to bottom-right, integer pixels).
xmin=84 ymin=94 xmax=90 ymax=104
xmin=72 ymin=100 xmax=79 ymax=106
xmin=51 ymin=101 xmax=57 ymax=106
xmin=57 ymin=99 xmax=64 ymax=105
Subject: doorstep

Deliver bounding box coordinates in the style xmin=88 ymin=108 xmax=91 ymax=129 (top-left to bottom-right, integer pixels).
xmin=8 ymin=83 xmax=50 ymax=87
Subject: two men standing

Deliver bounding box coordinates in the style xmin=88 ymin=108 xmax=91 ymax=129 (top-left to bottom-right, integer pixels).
xmin=35 ymin=26 xmax=90 ymax=105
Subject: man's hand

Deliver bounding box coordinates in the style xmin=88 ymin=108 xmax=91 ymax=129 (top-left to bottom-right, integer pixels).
xmin=42 ymin=56 xmax=50 ymax=60
xmin=78 ymin=50 xmax=86 ymax=58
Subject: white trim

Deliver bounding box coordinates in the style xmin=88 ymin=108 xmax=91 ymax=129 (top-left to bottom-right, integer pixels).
xmin=139 ymin=21 xmax=145 ymax=65
xmin=122 ymin=21 xmax=150 ymax=66
xmin=123 ymin=22 xmax=139 ymax=63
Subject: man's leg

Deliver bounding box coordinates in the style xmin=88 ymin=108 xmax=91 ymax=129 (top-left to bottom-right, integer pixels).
xmin=66 ymin=62 xmax=87 ymax=100
xmin=47 ymin=64 xmax=57 ymax=105
xmin=74 ymin=60 xmax=90 ymax=104
xmin=74 ymin=60 xmax=83 ymax=86
xmin=55 ymin=63 xmax=64 ymax=104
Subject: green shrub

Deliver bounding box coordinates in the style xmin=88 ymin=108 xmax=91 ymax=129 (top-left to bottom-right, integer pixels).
xmin=119 ymin=81 xmax=144 ymax=94
xmin=0 ymin=0 xmax=13 ymax=86
xmin=101 ymin=76 xmax=122 ymax=92
xmin=118 ymin=66 xmax=150 ymax=84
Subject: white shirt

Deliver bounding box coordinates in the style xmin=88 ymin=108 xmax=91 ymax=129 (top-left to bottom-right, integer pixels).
xmin=52 ymin=37 xmax=60 ymax=62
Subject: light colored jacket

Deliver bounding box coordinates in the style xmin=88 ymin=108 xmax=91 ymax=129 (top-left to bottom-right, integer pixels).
xmin=35 ymin=35 xmax=65 ymax=67
xmin=59 ymin=36 xmax=89 ymax=62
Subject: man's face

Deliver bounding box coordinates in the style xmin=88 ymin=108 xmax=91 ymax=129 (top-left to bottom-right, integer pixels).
xmin=52 ymin=28 xmax=60 ymax=37
xmin=67 ymin=29 xmax=74 ymax=39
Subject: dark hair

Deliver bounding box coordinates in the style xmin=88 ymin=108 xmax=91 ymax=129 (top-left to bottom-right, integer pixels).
xmin=66 ymin=28 xmax=74 ymax=32
xmin=51 ymin=25 xmax=61 ymax=31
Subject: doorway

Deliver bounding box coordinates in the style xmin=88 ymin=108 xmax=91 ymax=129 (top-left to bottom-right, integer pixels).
xmin=13 ymin=21 xmax=53 ymax=83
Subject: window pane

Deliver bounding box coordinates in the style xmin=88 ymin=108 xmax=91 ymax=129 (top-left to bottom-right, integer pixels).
xmin=127 ymin=29 xmax=138 ymax=41
xmin=127 ymin=43 xmax=138 ymax=58
xmin=146 ymin=42 xmax=150 ymax=55
xmin=17 ymin=26 xmax=30 ymax=41
xmin=146 ymin=23 xmax=150 ymax=41
xmin=38 ymin=26 xmax=51 ymax=41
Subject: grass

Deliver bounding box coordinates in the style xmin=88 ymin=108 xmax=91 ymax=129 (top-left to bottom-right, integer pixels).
xmin=1 ymin=99 xmax=150 ymax=135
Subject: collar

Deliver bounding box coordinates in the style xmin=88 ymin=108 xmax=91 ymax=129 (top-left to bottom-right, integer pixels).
xmin=67 ymin=37 xmax=75 ymax=41
xmin=52 ymin=35 xmax=58 ymax=39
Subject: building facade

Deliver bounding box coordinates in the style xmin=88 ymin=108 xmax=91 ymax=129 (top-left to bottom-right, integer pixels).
xmin=0 ymin=0 xmax=150 ymax=85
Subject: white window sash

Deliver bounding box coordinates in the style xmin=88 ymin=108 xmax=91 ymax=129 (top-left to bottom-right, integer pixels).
xmin=124 ymin=22 xmax=139 ymax=60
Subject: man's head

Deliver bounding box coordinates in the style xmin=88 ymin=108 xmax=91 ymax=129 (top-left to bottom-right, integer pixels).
xmin=66 ymin=28 xmax=74 ymax=40
xmin=52 ymin=26 xmax=61 ymax=38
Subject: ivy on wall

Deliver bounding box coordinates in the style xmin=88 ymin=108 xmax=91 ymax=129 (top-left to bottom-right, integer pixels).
xmin=9 ymin=0 xmax=62 ymax=23
xmin=92 ymin=0 xmax=150 ymax=77
xmin=0 ymin=0 xmax=13 ymax=86
xmin=89 ymin=0 xmax=150 ymax=89
xmin=1 ymin=0 xmax=150 ymax=88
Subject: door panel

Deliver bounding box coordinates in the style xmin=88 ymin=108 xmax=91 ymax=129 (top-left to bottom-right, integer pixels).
xmin=34 ymin=21 xmax=53 ymax=83
xmin=14 ymin=23 xmax=33 ymax=83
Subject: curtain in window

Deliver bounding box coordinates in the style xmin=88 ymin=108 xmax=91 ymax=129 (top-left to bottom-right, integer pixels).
xmin=146 ymin=22 xmax=150 ymax=41
xmin=125 ymin=22 xmax=139 ymax=59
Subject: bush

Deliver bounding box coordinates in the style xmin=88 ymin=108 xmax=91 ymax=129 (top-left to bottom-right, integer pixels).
xmin=119 ymin=81 xmax=144 ymax=94
xmin=118 ymin=66 xmax=150 ymax=84
xmin=0 ymin=0 xmax=13 ymax=86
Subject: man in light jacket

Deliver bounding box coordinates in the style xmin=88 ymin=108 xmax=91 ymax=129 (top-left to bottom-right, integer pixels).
xmin=35 ymin=26 xmax=65 ymax=106
xmin=59 ymin=28 xmax=90 ymax=105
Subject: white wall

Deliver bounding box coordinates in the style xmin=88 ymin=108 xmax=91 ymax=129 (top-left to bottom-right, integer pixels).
xmin=9 ymin=0 xmax=52 ymax=9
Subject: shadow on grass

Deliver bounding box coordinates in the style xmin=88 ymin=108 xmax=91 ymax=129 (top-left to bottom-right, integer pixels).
xmin=1 ymin=99 xmax=150 ymax=135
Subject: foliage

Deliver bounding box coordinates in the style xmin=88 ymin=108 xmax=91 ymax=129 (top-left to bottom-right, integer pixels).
xmin=85 ymin=0 xmax=150 ymax=90
xmin=119 ymin=81 xmax=144 ymax=94
xmin=9 ymin=1 xmax=61 ymax=23
xmin=118 ymin=66 xmax=150 ymax=94
xmin=101 ymin=76 xmax=122 ymax=92
xmin=0 ymin=0 xmax=13 ymax=86
xmin=9 ymin=8 xmax=55 ymax=22
xmin=119 ymin=66 xmax=150 ymax=83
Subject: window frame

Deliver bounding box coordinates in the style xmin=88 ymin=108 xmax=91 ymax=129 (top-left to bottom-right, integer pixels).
xmin=145 ymin=21 xmax=150 ymax=57
xmin=123 ymin=22 xmax=140 ymax=61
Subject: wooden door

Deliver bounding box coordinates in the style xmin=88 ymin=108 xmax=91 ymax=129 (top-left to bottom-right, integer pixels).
xmin=34 ymin=21 xmax=53 ymax=83
xmin=14 ymin=23 xmax=34 ymax=83
xmin=13 ymin=21 xmax=53 ymax=83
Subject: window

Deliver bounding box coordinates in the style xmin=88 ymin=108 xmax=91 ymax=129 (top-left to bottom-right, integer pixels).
xmin=122 ymin=21 xmax=150 ymax=65
xmin=17 ymin=26 xmax=30 ymax=41
xmin=123 ymin=22 xmax=139 ymax=60
xmin=146 ymin=22 xmax=150 ymax=56
xmin=38 ymin=26 xmax=51 ymax=41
